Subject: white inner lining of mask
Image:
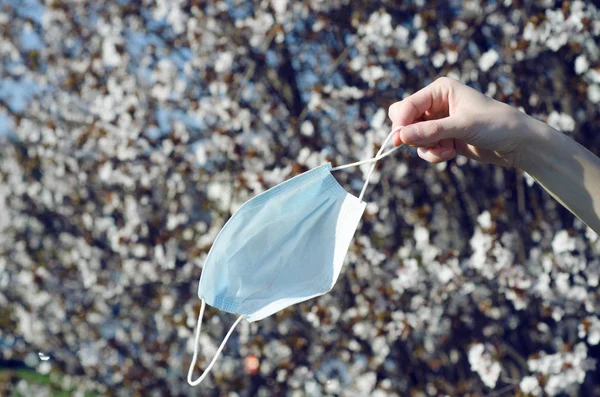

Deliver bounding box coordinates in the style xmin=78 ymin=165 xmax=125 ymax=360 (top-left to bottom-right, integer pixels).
xmin=187 ymin=125 xmax=404 ymax=387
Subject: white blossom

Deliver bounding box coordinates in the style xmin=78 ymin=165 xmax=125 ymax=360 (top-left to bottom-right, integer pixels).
xmin=468 ymin=343 xmax=501 ymax=388
xmin=478 ymin=49 xmax=499 ymax=72
xmin=519 ymin=376 xmax=541 ymax=395
xmin=547 ymin=111 xmax=576 ymax=132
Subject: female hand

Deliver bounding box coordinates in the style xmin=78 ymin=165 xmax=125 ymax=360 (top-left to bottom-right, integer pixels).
xmin=388 ymin=77 xmax=534 ymax=169
xmin=389 ymin=77 xmax=600 ymax=233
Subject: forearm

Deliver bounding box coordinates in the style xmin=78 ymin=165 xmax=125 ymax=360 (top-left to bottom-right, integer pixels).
xmin=519 ymin=116 xmax=600 ymax=234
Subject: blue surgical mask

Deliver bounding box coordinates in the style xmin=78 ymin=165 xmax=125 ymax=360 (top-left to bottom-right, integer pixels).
xmin=188 ymin=127 xmax=403 ymax=386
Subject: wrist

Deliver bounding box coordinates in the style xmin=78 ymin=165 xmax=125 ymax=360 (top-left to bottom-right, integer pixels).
xmin=514 ymin=113 xmax=558 ymax=174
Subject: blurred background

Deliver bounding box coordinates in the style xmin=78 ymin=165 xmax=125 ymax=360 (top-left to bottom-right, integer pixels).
xmin=1 ymin=0 xmax=600 ymax=396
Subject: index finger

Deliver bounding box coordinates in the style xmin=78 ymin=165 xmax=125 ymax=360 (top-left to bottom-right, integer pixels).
xmin=387 ymin=77 xmax=455 ymax=130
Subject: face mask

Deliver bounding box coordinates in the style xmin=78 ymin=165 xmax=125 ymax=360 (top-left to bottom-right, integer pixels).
xmin=188 ymin=126 xmax=403 ymax=386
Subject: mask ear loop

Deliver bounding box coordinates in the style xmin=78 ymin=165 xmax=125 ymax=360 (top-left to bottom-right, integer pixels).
xmin=330 ymin=146 xmax=401 ymax=171
xmin=330 ymin=126 xmax=404 ymax=201
xmin=187 ymin=299 xmax=244 ymax=386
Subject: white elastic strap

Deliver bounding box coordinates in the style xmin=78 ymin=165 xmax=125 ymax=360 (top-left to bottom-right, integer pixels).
xmin=331 ymin=126 xmax=404 ymax=201
xmin=187 ymin=299 xmax=244 ymax=386
xmin=330 ymin=146 xmax=401 ymax=171
xmin=359 ymin=126 xmax=403 ymax=200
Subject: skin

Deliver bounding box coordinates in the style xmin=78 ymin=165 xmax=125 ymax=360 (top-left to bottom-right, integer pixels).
xmin=388 ymin=77 xmax=600 ymax=234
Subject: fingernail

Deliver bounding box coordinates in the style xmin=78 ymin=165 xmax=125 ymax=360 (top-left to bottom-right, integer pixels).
xmin=393 ymin=131 xmax=401 ymax=146
xmin=441 ymin=149 xmax=454 ymax=159
xmin=401 ymin=126 xmax=420 ymax=143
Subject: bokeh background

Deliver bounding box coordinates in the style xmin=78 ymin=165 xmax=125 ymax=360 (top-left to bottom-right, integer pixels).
xmin=1 ymin=0 xmax=600 ymax=396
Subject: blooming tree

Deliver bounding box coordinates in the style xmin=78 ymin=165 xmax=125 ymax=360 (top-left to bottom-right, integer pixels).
xmin=1 ymin=0 xmax=599 ymax=395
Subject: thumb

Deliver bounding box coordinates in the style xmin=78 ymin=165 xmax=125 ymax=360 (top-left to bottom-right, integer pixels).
xmin=397 ymin=117 xmax=468 ymax=146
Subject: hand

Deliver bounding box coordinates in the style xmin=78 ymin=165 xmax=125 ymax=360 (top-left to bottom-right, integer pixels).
xmin=388 ymin=77 xmax=533 ymax=168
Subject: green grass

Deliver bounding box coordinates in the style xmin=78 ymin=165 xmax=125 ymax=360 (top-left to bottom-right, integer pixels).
xmin=0 ymin=367 xmax=99 ymax=397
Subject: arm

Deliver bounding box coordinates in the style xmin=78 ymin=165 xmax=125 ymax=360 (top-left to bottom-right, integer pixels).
xmin=520 ymin=117 xmax=600 ymax=233
xmin=387 ymin=77 xmax=600 ymax=233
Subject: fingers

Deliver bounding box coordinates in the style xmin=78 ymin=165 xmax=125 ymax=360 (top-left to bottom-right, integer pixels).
xmin=416 ymin=139 xmax=456 ymax=163
xmin=417 ymin=146 xmax=456 ymax=163
xmin=395 ymin=117 xmax=468 ymax=146
xmin=388 ymin=77 xmax=457 ymax=131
